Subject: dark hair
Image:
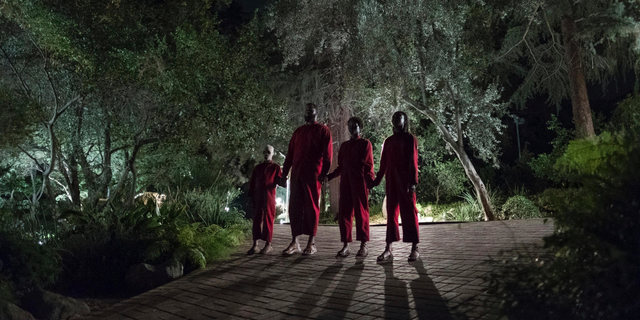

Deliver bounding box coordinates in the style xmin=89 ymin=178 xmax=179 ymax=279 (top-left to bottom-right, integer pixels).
xmin=347 ymin=116 xmax=363 ymax=129
xmin=393 ymin=111 xmax=409 ymax=131
xmin=306 ymin=103 xmax=317 ymax=110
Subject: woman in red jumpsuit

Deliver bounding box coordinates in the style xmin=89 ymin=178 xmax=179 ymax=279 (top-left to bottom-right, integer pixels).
xmin=327 ymin=117 xmax=375 ymax=258
xmin=372 ymin=111 xmax=420 ymax=262
xmin=247 ymin=145 xmax=282 ymax=255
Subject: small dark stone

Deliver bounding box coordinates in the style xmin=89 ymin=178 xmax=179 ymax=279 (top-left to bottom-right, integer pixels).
xmin=125 ymin=259 xmax=183 ymax=293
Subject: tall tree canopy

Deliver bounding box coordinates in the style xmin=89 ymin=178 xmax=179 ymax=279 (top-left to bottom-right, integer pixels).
xmin=0 ymin=0 xmax=286 ymax=210
xmin=268 ymin=0 xmax=508 ymax=220
xmin=493 ymin=0 xmax=640 ymax=138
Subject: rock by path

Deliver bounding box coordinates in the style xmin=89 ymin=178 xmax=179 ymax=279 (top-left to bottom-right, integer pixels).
xmin=85 ymin=219 xmax=553 ymax=320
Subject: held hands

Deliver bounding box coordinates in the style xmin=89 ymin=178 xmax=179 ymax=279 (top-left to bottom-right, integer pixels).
xmin=278 ymin=176 xmax=287 ymax=188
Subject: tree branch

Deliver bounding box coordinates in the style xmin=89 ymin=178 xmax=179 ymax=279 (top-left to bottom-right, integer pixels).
xmin=18 ymin=145 xmax=45 ymax=171
xmin=0 ymin=46 xmax=32 ymax=98
xmin=497 ymin=4 xmax=540 ymax=60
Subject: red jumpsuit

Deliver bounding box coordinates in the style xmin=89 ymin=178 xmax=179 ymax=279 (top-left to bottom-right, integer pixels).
xmin=328 ymin=138 xmax=375 ymax=243
xmin=376 ymin=132 xmax=420 ymax=243
xmin=249 ymin=161 xmax=282 ymax=242
xmin=282 ymin=122 xmax=333 ymax=237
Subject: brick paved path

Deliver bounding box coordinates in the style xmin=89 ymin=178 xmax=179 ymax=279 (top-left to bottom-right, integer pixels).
xmin=88 ymin=219 xmax=553 ymax=320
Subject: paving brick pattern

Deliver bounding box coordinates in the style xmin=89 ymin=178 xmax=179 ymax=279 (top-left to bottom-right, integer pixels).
xmin=87 ymin=219 xmax=554 ymax=319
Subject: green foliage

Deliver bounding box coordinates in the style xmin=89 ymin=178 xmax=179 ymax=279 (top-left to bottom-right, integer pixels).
xmin=610 ymin=94 xmax=640 ymax=140
xmin=555 ymin=131 xmax=630 ymax=180
xmin=528 ymin=115 xmax=574 ymax=184
xmin=146 ymin=222 xmax=248 ymax=270
xmin=500 ymin=195 xmax=542 ymax=220
xmin=181 ymin=188 xmax=245 ymax=228
xmin=490 ymin=142 xmax=640 ymax=320
xmin=0 ymin=230 xmax=61 ymax=298
xmin=0 ymin=87 xmax=37 ymax=149
xmin=446 ymin=191 xmax=484 ymax=222
xmin=416 ymin=123 xmax=467 ymax=204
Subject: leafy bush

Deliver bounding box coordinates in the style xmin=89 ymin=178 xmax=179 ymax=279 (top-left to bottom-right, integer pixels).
xmin=181 ymin=188 xmax=245 ymax=228
xmin=535 ymin=188 xmax=582 ymax=215
xmin=146 ymin=221 xmax=249 ymax=270
xmin=0 ymin=231 xmax=61 ymax=300
xmin=528 ymin=115 xmax=574 ymax=184
xmin=490 ymin=141 xmax=640 ymax=320
xmin=446 ymin=192 xmax=483 ymax=222
xmin=555 ymin=131 xmax=629 ymax=178
xmin=500 ymin=195 xmax=542 ymax=220
xmin=57 ymin=201 xmax=249 ymax=294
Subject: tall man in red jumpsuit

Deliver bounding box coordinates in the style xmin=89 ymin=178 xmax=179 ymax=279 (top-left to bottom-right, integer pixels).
xmin=280 ymin=103 xmax=333 ymax=256
xmin=247 ymin=145 xmax=282 ymax=255
xmin=372 ymin=111 xmax=420 ymax=262
xmin=327 ymin=117 xmax=375 ymax=258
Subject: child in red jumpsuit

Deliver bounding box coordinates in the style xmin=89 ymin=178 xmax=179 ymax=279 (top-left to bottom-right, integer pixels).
xmin=247 ymin=145 xmax=282 ymax=255
xmin=328 ymin=117 xmax=375 ymax=258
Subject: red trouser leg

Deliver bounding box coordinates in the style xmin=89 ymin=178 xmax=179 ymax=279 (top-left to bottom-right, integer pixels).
xmin=354 ymin=195 xmax=370 ymax=242
xmin=252 ymin=198 xmax=265 ymax=241
xmin=385 ymin=189 xmax=401 ymax=243
xmin=289 ymin=178 xmax=321 ymax=237
xmin=399 ymin=191 xmax=420 ymax=243
xmin=302 ymin=179 xmax=321 ymax=236
xmin=288 ymin=179 xmax=304 ymax=238
xmin=339 ymin=187 xmax=354 ymax=243
xmin=261 ymin=203 xmax=275 ymax=242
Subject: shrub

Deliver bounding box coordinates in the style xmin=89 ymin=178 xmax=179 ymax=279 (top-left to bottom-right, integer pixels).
xmin=0 ymin=231 xmax=61 ymax=300
xmin=489 ymin=141 xmax=640 ymax=320
xmin=500 ymin=195 xmax=542 ymax=220
xmin=446 ymin=192 xmax=483 ymax=222
xmin=181 ymin=188 xmax=245 ymax=228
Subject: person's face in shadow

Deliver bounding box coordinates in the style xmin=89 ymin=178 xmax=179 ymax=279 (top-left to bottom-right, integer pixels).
xmin=263 ymin=145 xmax=274 ymax=162
xmin=392 ymin=112 xmax=406 ymax=134
xmin=348 ymin=119 xmax=361 ymax=139
xmin=304 ymin=104 xmax=318 ymax=123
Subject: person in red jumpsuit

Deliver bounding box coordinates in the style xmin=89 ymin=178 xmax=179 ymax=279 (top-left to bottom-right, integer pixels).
xmin=247 ymin=145 xmax=282 ymax=255
xmin=327 ymin=117 xmax=375 ymax=258
xmin=372 ymin=111 xmax=420 ymax=262
xmin=280 ymin=103 xmax=333 ymax=256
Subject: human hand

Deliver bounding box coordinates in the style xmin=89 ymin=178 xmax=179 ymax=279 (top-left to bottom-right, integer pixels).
xmin=407 ymin=184 xmax=417 ymax=194
xmin=318 ymin=174 xmax=327 ymax=184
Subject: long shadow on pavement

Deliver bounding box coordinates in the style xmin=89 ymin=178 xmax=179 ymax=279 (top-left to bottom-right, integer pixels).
xmin=316 ymin=260 xmax=365 ymax=319
xmin=288 ymin=261 xmax=344 ymax=318
xmin=410 ymin=260 xmax=458 ymax=320
xmin=382 ymin=261 xmax=412 ymax=319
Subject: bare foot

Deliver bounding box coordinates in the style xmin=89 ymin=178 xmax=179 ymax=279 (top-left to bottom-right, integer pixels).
xmin=302 ymin=244 xmax=317 ymax=256
xmin=376 ymin=250 xmax=393 ymax=261
xmin=259 ymin=244 xmax=273 ymax=254
xmin=336 ymin=246 xmax=350 ymax=258
xmin=408 ymin=247 xmax=420 ymax=262
xmin=356 ymin=243 xmax=368 ymax=257
xmin=247 ymin=246 xmax=259 ymax=255
xmin=282 ymin=242 xmax=301 ymax=256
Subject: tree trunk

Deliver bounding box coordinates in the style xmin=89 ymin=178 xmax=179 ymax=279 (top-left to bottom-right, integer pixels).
xmin=562 ymin=15 xmax=595 ymax=139
xmin=403 ymin=96 xmax=495 ymax=221
xmin=451 ymin=146 xmax=494 ymax=221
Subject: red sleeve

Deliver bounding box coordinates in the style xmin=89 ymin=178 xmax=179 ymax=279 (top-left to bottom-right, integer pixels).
xmin=328 ymin=144 xmax=343 ymax=180
xmin=364 ymin=140 xmax=375 ymax=186
xmin=282 ymin=131 xmax=295 ymax=178
xmin=269 ymin=164 xmax=282 ymax=189
xmin=249 ymin=166 xmax=258 ymax=197
xmin=410 ymin=135 xmax=418 ymax=186
xmin=320 ymin=126 xmax=333 ymax=177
